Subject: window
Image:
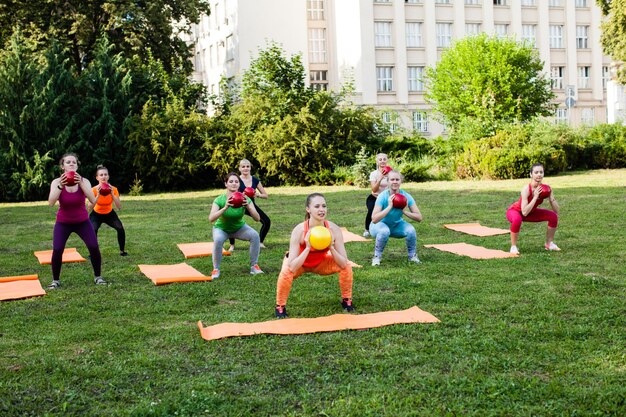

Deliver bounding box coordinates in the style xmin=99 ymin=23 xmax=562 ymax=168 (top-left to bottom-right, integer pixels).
xmin=405 ymin=0 xmax=421 ymax=3
xmin=494 ymin=24 xmax=508 ymax=38
xmin=412 ymin=111 xmax=429 ymax=133
xmin=602 ymin=66 xmax=610 ymax=89
xmin=407 ymin=66 xmax=424 ymax=91
xmin=195 ymin=50 xmax=203 ymax=72
xmin=575 ymin=0 xmax=588 ymax=6
xmin=225 ymin=36 xmax=234 ymax=61
xmin=377 ymin=66 xmax=394 ymax=92
xmin=209 ymin=44 xmax=214 ymax=67
xmin=308 ymin=28 xmax=327 ymax=63
xmin=493 ymin=0 xmax=505 ymax=5
xmin=466 ymin=23 xmax=481 ymax=36
xmin=375 ymin=22 xmax=393 ymax=47
xmin=578 ymin=66 xmax=590 ymax=89
xmin=381 ymin=112 xmax=398 ymax=133
xmin=436 ymin=23 xmax=452 ymax=48
xmin=576 ymin=26 xmax=589 ymax=49
xmin=307 ymin=0 xmax=325 ymax=20
xmin=550 ymin=25 xmax=563 ymax=48
xmin=465 ymin=0 xmax=480 ymax=4
xmin=310 ymin=70 xmax=328 ymax=91
xmin=406 ymin=22 xmax=423 ymax=47
xmin=549 ymin=0 xmax=562 ymax=6
xmin=521 ymin=0 xmax=535 ymax=5
xmin=522 ymin=24 xmax=536 ymax=47
xmin=581 ymin=108 xmax=595 ymax=125
xmin=555 ymin=108 xmax=568 ymax=124
xmin=435 ymin=0 xmax=450 ymax=3
xmin=551 ymin=66 xmax=564 ymax=89
xmin=374 ymin=0 xmax=391 ymax=3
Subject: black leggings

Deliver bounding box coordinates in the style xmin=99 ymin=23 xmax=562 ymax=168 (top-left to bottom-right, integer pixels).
xmin=365 ymin=194 xmax=377 ymax=231
xmin=89 ymin=210 xmax=126 ymax=252
xmin=229 ymin=203 xmax=271 ymax=245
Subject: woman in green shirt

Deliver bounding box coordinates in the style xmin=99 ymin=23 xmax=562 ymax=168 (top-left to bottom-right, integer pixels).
xmin=209 ymin=172 xmax=264 ymax=279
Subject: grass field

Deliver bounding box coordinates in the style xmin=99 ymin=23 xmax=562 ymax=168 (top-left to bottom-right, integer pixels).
xmin=1 ymin=169 xmax=625 ymax=416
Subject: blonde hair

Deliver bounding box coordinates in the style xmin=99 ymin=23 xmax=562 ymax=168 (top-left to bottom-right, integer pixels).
xmin=239 ymin=159 xmax=252 ymax=168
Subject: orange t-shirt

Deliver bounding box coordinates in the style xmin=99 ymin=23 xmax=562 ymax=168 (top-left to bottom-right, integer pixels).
xmin=91 ymin=186 xmax=119 ymax=214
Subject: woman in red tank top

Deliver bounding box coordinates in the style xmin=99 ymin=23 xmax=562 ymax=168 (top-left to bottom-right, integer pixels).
xmin=506 ymin=163 xmax=560 ymax=255
xmin=274 ymin=193 xmax=354 ymax=318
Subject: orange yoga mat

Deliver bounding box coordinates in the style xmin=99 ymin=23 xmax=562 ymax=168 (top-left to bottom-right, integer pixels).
xmin=197 ymin=306 xmax=440 ymax=340
xmin=443 ymin=223 xmax=510 ymax=237
xmin=177 ymin=242 xmax=231 ymax=259
xmin=138 ymin=263 xmax=212 ymax=285
xmin=340 ymin=228 xmax=371 ymax=242
xmin=34 ymin=248 xmax=86 ymax=265
xmin=0 ymin=274 xmax=46 ymax=301
xmin=424 ymin=242 xmax=518 ymax=259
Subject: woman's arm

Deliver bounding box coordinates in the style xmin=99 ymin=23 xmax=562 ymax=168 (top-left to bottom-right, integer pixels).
xmin=548 ymin=192 xmax=559 ymax=215
xmin=370 ymin=171 xmax=385 ymax=193
xmin=287 ymin=225 xmax=309 ymax=272
xmin=255 ymin=181 xmax=269 ymax=199
xmin=246 ymin=199 xmax=261 ymax=222
xmin=209 ymin=201 xmax=229 ymax=223
xmin=328 ymin=222 xmax=348 ymax=269
xmin=371 ymin=198 xmax=392 ymax=224
xmin=48 ymin=177 xmax=64 ymax=207
xmin=520 ymin=186 xmax=538 ymax=217
xmin=112 ymin=187 xmax=122 ymax=210
xmin=79 ymin=177 xmax=97 ymax=205
xmin=403 ymin=202 xmax=423 ymax=222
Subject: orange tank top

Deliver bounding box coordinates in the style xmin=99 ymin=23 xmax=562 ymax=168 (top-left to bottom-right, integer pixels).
xmin=300 ymin=220 xmax=331 ymax=268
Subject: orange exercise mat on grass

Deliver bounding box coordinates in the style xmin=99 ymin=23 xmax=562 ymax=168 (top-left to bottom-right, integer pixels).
xmin=443 ymin=223 xmax=510 ymax=237
xmin=340 ymin=227 xmax=372 ymax=242
xmin=197 ymin=306 xmax=439 ymax=340
xmin=0 ymin=274 xmax=46 ymax=301
xmin=177 ymin=242 xmax=231 ymax=259
xmin=34 ymin=248 xmax=86 ymax=265
xmin=424 ymin=242 xmax=518 ymax=259
xmin=138 ymin=263 xmax=212 ymax=285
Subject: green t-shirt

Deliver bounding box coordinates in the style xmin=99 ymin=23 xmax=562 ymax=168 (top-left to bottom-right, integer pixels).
xmin=213 ymin=193 xmax=252 ymax=233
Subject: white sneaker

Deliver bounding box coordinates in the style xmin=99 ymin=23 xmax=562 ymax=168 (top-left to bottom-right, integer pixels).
xmin=545 ymin=242 xmax=561 ymax=251
xmin=250 ymin=265 xmax=264 ymax=275
xmin=510 ymin=246 xmax=520 ymax=255
xmin=409 ymin=256 xmax=421 ymax=264
xmin=363 ymin=230 xmax=371 ymax=238
xmin=371 ymin=256 xmax=381 ymax=266
xmin=211 ymin=269 xmax=220 ymax=279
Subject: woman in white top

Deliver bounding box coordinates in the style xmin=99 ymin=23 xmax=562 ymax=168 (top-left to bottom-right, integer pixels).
xmin=363 ymin=153 xmax=391 ymax=237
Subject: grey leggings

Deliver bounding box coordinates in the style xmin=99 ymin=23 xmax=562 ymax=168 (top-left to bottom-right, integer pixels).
xmin=212 ymin=224 xmax=260 ymax=269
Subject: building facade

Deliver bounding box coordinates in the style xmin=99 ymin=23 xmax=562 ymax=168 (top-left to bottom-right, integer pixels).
xmin=187 ymin=0 xmax=619 ymax=134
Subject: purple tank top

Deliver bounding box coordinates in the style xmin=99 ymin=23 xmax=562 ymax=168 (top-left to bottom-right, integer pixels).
xmin=56 ymin=187 xmax=89 ymax=224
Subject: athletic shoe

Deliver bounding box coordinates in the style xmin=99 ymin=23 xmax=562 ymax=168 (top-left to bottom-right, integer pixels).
xmin=94 ymin=276 xmax=107 ymax=285
xmin=545 ymin=242 xmax=561 ymax=251
xmin=275 ymin=305 xmax=288 ymax=319
xmin=250 ymin=265 xmax=264 ymax=275
xmin=409 ymin=255 xmax=422 ymax=264
xmin=211 ymin=269 xmax=220 ymax=279
xmin=342 ymin=298 xmax=355 ymax=312
xmin=260 ymin=243 xmax=266 ymax=249
xmin=227 ymin=245 xmax=235 ymax=253
xmin=510 ymin=246 xmax=520 ymax=255
xmin=120 ymin=251 xmax=128 ymax=257
xmin=372 ymin=256 xmax=381 ymax=266
xmin=46 ymin=280 xmax=61 ymax=290
xmin=363 ymin=230 xmax=370 ymax=238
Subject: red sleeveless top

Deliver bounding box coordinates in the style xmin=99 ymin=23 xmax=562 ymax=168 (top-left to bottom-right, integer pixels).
xmin=300 ymin=220 xmax=331 ymax=268
xmin=509 ymin=184 xmax=545 ymax=213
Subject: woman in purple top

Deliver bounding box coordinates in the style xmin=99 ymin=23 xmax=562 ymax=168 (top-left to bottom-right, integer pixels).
xmin=47 ymin=153 xmax=107 ymax=289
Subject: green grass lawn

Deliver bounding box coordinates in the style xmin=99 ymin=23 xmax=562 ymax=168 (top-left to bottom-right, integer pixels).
xmin=1 ymin=169 xmax=625 ymax=416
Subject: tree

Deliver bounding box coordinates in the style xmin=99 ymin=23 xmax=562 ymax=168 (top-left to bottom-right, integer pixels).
xmin=0 ymin=0 xmax=210 ymax=74
xmin=425 ymin=34 xmax=555 ymax=135
xmin=599 ymin=0 xmax=626 ymax=84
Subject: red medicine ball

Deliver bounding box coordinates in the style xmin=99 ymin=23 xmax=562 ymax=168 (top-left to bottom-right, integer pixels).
xmin=392 ymin=193 xmax=407 ymax=209
xmin=65 ymin=171 xmax=77 ymax=186
xmin=100 ymin=183 xmax=111 ymax=196
xmin=230 ymin=191 xmax=246 ymax=208
xmin=244 ymin=187 xmax=255 ymax=198
xmin=539 ymin=184 xmax=552 ymax=199
xmin=382 ymin=166 xmax=393 ymax=175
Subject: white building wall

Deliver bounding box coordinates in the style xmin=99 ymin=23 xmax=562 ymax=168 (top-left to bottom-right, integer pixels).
xmin=188 ymin=0 xmax=615 ymax=133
